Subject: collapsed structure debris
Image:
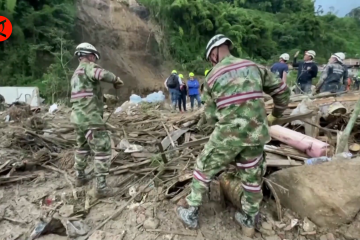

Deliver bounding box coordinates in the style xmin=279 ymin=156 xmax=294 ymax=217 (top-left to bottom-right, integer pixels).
xmin=0 ymin=90 xmax=360 ymax=239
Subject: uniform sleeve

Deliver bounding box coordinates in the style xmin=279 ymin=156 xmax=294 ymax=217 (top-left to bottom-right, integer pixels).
xmin=261 ymin=67 xmax=290 ymax=118
xmin=310 ymin=64 xmax=318 ymax=78
xmin=201 ymin=81 xmax=217 ymax=124
xmin=292 ymin=57 xmax=300 ymax=67
xmin=86 ymin=63 xmax=116 ymax=83
xmin=316 ymin=64 xmax=330 ymax=90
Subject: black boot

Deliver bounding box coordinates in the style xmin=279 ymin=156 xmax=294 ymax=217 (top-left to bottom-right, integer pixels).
xmin=234 ymin=212 xmax=260 ymax=237
xmin=91 ymin=176 xmax=119 ymax=199
xmin=75 ymin=170 xmax=92 ymax=187
xmin=176 ymin=206 xmax=199 ymax=229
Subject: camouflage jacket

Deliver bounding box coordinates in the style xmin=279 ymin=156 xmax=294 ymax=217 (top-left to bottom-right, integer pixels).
xmin=202 ymin=55 xmax=290 ymax=146
xmin=70 ymin=61 xmax=117 ymax=126
xmin=316 ymin=62 xmax=348 ymax=90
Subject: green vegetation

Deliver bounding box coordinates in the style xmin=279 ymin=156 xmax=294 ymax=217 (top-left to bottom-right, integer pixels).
xmin=0 ymin=0 xmax=76 ymax=102
xmin=139 ymin=0 xmax=360 ymax=74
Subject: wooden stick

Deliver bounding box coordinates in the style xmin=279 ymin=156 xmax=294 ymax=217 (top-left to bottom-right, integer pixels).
xmin=145 ymin=229 xmax=197 ymax=236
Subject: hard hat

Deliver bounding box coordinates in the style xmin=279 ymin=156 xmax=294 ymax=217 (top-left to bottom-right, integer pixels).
xmin=279 ymin=53 xmax=290 ymax=61
xmin=74 ymin=42 xmax=100 ymax=60
xmin=171 ymin=70 xmax=177 ymax=74
xmin=332 ymin=52 xmax=345 ymax=63
xmin=204 ymin=69 xmax=210 ymax=76
xmin=179 ymin=74 xmax=184 ymax=78
xmin=305 ymin=50 xmax=316 ymax=58
xmin=205 ymin=34 xmax=233 ymax=60
xmin=189 ymin=72 xmax=195 ymax=77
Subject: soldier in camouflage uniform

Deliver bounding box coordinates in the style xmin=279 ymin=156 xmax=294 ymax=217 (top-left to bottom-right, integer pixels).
xmin=71 ymin=43 xmax=124 ymax=198
xmin=176 ymin=34 xmax=290 ymax=237
xmin=316 ymin=52 xmax=348 ymax=93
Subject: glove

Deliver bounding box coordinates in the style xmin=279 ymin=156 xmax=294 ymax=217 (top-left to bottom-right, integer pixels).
xmin=267 ymin=114 xmax=277 ymax=126
xmin=113 ymin=77 xmax=124 ymax=89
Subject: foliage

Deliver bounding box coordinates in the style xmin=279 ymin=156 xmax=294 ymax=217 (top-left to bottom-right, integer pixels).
xmin=139 ymin=0 xmax=360 ymax=74
xmin=0 ymin=0 xmax=76 ymax=103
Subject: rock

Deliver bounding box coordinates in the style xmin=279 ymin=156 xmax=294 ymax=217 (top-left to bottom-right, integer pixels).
xmin=303 ymin=217 xmax=316 ymax=232
xmin=299 ymin=236 xmax=307 ymax=240
xmin=259 ymin=228 xmax=276 ymax=236
xmin=143 ymin=217 xmax=160 ymax=229
xmin=326 ymin=233 xmax=336 ymax=240
xmin=320 ymin=235 xmax=327 ymax=240
xmin=265 ymin=235 xmax=281 ymax=240
xmin=269 ymin=159 xmax=360 ymax=227
xmin=89 ymin=230 xmax=125 ymax=240
xmin=262 ymin=222 xmax=273 ymax=230
xmin=145 ymin=207 xmax=154 ymax=218
xmin=58 ymin=205 xmax=74 ymax=217
xmin=344 ymin=216 xmax=360 ymax=239
xmin=136 ymin=213 xmax=146 ymax=224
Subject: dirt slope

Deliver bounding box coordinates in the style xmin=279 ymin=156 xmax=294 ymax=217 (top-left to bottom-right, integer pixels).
xmin=75 ymin=0 xmax=168 ymax=101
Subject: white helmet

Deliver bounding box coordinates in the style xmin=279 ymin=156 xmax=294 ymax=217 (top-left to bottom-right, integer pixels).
xmin=279 ymin=53 xmax=289 ymax=61
xmin=205 ymin=34 xmax=233 ymax=60
xmin=332 ymin=52 xmax=345 ymax=63
xmin=74 ymin=42 xmax=100 ymax=60
xmin=305 ymin=50 xmax=316 ymax=58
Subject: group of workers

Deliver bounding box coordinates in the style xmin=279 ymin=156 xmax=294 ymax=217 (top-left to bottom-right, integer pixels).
xmin=271 ymin=50 xmax=350 ymax=94
xmin=164 ymin=71 xmax=202 ymax=112
xmin=68 ymin=37 xmax=357 ymax=239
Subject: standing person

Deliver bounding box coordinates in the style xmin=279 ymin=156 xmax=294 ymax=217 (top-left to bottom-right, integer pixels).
xmin=164 ymin=70 xmax=182 ymax=110
xmin=292 ymin=50 xmax=318 ymax=94
xmin=71 ymin=43 xmax=124 ymax=198
xmin=176 ymin=34 xmax=290 ymax=237
xmin=316 ymin=52 xmax=348 ymax=93
xmin=178 ymin=74 xmax=187 ymax=112
xmin=187 ymin=72 xmax=201 ymax=111
xmin=271 ymin=53 xmax=289 ymax=83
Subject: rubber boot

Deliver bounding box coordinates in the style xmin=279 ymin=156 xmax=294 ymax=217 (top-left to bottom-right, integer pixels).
xmin=176 ymin=206 xmax=199 ymax=229
xmin=234 ymin=212 xmax=260 ymax=238
xmin=92 ymin=176 xmax=119 ymax=199
xmin=75 ymin=170 xmax=92 ymax=187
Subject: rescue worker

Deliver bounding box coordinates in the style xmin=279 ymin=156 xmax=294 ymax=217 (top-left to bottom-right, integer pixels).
xmin=270 ymin=53 xmax=289 ymax=83
xmin=164 ymin=70 xmax=182 ymax=110
xmin=292 ymin=50 xmax=318 ymax=94
xmin=176 ymin=34 xmax=290 ymax=237
xmin=316 ymin=52 xmax=348 ymax=93
xmin=71 ymin=43 xmax=124 ymax=198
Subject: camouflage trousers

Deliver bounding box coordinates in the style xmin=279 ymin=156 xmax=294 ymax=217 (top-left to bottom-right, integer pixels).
xmin=186 ymin=138 xmax=266 ymax=218
xmin=74 ymin=126 xmax=112 ymax=176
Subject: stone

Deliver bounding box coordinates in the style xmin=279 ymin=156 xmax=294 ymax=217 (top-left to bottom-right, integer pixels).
xmin=262 ymin=222 xmax=273 ymax=230
xmin=143 ymin=217 xmax=160 ymax=229
xmin=58 ymin=205 xmax=74 ymax=217
xmin=136 ymin=213 xmax=146 ymax=224
xmin=144 ymin=207 xmax=154 ymax=218
xmin=326 ymin=233 xmax=336 ymax=240
xmin=269 ymin=159 xmax=360 ymax=227
xmin=303 ymin=217 xmax=316 ymax=232
xmin=265 ymin=236 xmax=281 ymax=240
xmin=320 ymin=235 xmax=327 ymax=240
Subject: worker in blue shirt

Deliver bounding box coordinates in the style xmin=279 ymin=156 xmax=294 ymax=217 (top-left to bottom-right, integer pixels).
xmin=271 ymin=53 xmax=289 ymax=83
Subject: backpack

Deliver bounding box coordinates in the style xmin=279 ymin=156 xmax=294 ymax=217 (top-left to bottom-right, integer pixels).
xmin=167 ymin=74 xmax=179 ymax=89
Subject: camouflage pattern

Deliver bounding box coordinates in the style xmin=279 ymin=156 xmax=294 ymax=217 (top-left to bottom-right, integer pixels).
xmin=316 ymin=62 xmax=348 ymax=93
xmin=186 ymin=55 xmax=290 ymax=218
xmin=70 ymin=61 xmax=117 ymax=176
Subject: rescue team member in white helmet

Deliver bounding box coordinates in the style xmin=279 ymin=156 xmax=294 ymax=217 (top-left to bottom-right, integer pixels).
xmin=71 ymin=42 xmax=124 ymax=198
xmin=316 ymin=52 xmax=348 ymax=93
xmin=271 ymin=53 xmax=289 ymax=83
xmin=292 ymin=50 xmax=318 ymax=94
xmin=176 ymin=34 xmax=290 ymax=237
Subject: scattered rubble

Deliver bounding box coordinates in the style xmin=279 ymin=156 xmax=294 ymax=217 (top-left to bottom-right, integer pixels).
xmin=0 ymin=90 xmax=360 ymax=239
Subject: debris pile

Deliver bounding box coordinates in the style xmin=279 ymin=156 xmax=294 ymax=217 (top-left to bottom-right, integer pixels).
xmin=0 ymin=91 xmax=360 ymax=239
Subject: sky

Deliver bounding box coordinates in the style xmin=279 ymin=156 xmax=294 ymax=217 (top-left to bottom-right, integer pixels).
xmin=315 ymin=0 xmax=359 ymax=16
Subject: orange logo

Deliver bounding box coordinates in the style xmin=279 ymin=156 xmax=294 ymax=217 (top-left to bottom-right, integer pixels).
xmin=0 ymin=16 xmax=12 ymax=42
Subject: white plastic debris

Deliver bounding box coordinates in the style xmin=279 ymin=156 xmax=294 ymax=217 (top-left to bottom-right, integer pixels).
xmin=49 ymin=103 xmax=58 ymax=113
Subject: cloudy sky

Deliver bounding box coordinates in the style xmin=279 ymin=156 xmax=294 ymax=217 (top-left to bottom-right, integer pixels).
xmin=315 ymin=0 xmax=359 ymax=16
